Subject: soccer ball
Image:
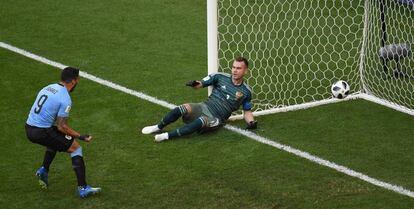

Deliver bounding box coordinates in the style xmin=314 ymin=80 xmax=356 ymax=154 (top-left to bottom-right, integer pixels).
xmin=331 ymin=80 xmax=350 ymax=99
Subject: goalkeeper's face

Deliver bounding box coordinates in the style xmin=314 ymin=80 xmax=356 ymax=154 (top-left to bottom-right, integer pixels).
xmin=231 ymin=61 xmax=248 ymax=81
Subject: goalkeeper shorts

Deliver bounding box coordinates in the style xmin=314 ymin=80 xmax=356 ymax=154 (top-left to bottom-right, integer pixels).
xmin=182 ymin=103 xmax=222 ymax=131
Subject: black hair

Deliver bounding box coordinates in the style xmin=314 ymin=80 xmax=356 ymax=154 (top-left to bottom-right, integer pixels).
xmin=235 ymin=57 xmax=249 ymax=68
xmin=61 ymin=67 xmax=79 ymax=83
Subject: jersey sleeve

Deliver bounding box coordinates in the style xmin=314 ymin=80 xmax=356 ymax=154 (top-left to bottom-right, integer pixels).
xmin=242 ymin=91 xmax=253 ymax=111
xmin=200 ymin=74 xmax=219 ymax=87
xmin=58 ymin=96 xmax=72 ymax=117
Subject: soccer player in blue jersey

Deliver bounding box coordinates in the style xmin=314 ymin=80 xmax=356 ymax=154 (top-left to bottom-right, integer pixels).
xmin=25 ymin=67 xmax=101 ymax=198
xmin=142 ymin=57 xmax=257 ymax=142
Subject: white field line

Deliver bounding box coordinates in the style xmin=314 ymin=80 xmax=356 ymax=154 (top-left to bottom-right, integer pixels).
xmin=0 ymin=42 xmax=175 ymax=110
xmin=229 ymin=94 xmax=361 ymax=120
xmin=225 ymin=125 xmax=414 ymax=198
xmin=359 ymin=93 xmax=414 ymax=116
xmin=1 ymin=41 xmax=413 ymax=199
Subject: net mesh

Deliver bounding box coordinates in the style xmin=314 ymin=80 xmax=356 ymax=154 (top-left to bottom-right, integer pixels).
xmin=363 ymin=0 xmax=414 ymax=110
xmin=217 ymin=0 xmax=414 ymax=113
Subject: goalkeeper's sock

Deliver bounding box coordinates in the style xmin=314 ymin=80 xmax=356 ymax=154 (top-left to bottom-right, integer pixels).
xmin=158 ymin=105 xmax=188 ymax=129
xmin=168 ymin=117 xmax=204 ymax=138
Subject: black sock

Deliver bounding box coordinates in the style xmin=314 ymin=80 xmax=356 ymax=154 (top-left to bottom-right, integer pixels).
xmin=42 ymin=148 xmax=56 ymax=172
xmin=168 ymin=117 xmax=204 ymax=138
xmin=158 ymin=105 xmax=187 ymax=129
xmin=71 ymin=156 xmax=87 ymax=187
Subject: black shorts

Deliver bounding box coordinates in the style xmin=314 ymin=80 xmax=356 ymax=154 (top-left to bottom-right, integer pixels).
xmin=25 ymin=124 xmax=74 ymax=152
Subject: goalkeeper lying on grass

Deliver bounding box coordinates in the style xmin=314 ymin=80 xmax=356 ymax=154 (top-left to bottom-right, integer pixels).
xmin=142 ymin=57 xmax=257 ymax=142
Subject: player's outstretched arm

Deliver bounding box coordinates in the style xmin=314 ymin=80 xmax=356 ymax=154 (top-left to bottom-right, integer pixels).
xmin=185 ymin=80 xmax=203 ymax=89
xmin=243 ymin=110 xmax=257 ymax=129
xmin=56 ymin=117 xmax=92 ymax=142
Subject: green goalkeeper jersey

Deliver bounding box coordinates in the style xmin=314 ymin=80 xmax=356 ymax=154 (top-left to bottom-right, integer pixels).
xmin=201 ymin=73 xmax=253 ymax=121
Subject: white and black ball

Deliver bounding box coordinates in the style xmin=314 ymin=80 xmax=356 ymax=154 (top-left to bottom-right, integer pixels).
xmin=331 ymin=80 xmax=350 ymax=99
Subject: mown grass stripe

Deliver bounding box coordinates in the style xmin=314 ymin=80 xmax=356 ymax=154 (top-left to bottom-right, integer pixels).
xmin=1 ymin=41 xmax=413 ymax=199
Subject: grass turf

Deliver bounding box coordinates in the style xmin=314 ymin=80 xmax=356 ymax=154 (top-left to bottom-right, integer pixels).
xmin=1 ymin=0 xmax=414 ymax=208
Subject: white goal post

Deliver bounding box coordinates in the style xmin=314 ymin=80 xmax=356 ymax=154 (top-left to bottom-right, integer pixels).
xmin=207 ymin=0 xmax=414 ymax=118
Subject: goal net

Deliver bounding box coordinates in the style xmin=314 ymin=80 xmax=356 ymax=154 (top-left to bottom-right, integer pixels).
xmin=362 ymin=0 xmax=414 ymax=113
xmin=208 ymin=0 xmax=414 ymax=117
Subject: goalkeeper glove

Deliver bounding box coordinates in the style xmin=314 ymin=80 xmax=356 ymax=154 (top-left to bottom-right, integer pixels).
xmin=246 ymin=121 xmax=258 ymax=130
xmin=185 ymin=80 xmax=201 ymax=87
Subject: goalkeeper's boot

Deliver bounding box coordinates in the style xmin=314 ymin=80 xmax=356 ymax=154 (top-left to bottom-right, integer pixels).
xmin=154 ymin=133 xmax=169 ymax=143
xmin=35 ymin=166 xmax=48 ymax=189
xmin=142 ymin=125 xmax=161 ymax=134
xmin=78 ymin=185 xmax=101 ymax=198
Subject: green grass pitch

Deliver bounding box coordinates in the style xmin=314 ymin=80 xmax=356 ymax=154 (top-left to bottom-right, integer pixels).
xmin=1 ymin=0 xmax=414 ymax=208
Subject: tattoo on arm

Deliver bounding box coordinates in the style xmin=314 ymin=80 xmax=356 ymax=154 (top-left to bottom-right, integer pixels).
xmin=56 ymin=117 xmax=68 ymax=129
xmin=56 ymin=117 xmax=80 ymax=138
